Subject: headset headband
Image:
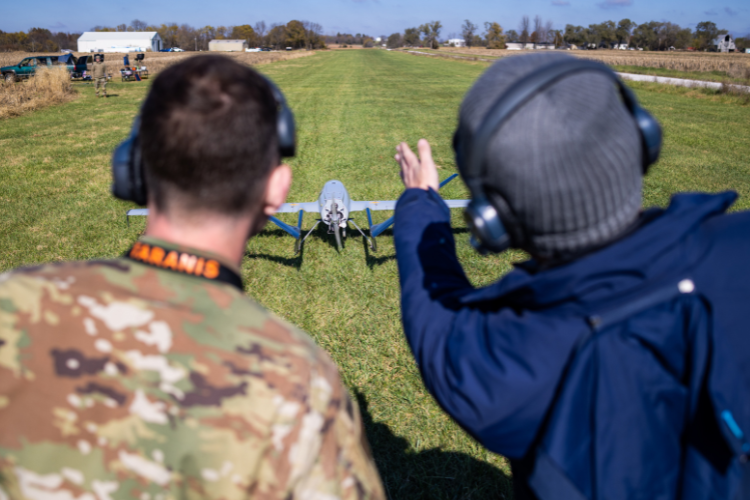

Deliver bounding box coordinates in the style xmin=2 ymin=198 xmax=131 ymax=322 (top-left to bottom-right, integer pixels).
xmin=455 ymin=57 xmax=662 ymax=254
xmin=111 ymin=74 xmax=295 ymax=206
xmin=464 ymin=59 xmax=640 ymax=182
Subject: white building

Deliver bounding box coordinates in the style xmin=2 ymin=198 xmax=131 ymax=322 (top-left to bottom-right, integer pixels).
xmin=507 ymin=42 xmax=553 ymax=50
xmin=715 ymin=34 xmax=736 ymax=53
xmin=447 ymin=38 xmax=466 ymax=47
xmin=77 ymin=32 xmax=163 ymax=53
xmin=209 ymin=39 xmax=248 ymax=52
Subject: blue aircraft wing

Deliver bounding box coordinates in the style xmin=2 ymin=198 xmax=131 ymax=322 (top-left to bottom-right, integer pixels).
xmin=364 ymin=174 xmax=466 ymax=238
xmin=350 ymin=200 xmax=397 ymax=212
xmin=276 ymin=202 xmax=319 ymax=213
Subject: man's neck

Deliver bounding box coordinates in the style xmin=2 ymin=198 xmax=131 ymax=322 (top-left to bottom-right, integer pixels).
xmin=144 ymin=208 xmax=253 ymax=267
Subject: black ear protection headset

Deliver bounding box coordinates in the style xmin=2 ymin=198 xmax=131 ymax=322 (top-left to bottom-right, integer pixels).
xmin=453 ymin=58 xmax=662 ymax=255
xmin=111 ymin=76 xmax=296 ymax=206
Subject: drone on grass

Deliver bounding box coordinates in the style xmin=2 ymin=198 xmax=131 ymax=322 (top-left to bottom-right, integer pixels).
xmin=126 ymin=174 xmax=469 ymax=253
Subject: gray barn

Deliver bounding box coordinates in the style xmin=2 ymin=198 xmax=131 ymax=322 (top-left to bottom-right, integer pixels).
xmin=714 ymin=34 xmax=736 ymax=53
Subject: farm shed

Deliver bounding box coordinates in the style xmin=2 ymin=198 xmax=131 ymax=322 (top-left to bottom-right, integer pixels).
xmin=209 ymin=40 xmax=248 ymax=52
xmin=714 ymin=34 xmax=736 ymax=53
xmin=507 ymin=42 xmax=554 ymax=50
xmin=77 ymin=32 xmax=162 ymax=53
xmin=447 ymin=38 xmax=466 ymax=47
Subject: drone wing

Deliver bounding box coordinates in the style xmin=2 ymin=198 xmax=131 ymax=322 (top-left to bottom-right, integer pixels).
xmin=353 ymin=174 xmax=470 ymax=239
xmin=275 ymin=202 xmax=319 ymax=213
xmin=350 ymin=200 xmax=397 ymax=212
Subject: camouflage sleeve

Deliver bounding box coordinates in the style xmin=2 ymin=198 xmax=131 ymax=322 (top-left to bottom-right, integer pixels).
xmin=254 ymin=325 xmax=385 ymax=499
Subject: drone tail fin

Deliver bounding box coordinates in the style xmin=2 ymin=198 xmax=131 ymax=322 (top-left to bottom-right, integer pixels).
xmin=439 ymin=173 xmax=458 ymax=189
xmin=294 ymin=210 xmax=304 ymax=253
xmin=269 ymin=216 xmax=301 ymax=240
xmin=370 ymin=210 xmax=394 ymax=240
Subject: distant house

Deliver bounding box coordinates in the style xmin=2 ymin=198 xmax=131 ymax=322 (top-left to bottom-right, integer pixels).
xmin=209 ymin=39 xmax=248 ymax=52
xmin=714 ymin=34 xmax=736 ymax=53
xmin=506 ymin=42 xmax=555 ymax=50
xmin=447 ymin=38 xmax=466 ymax=47
xmin=77 ymin=32 xmax=163 ymax=53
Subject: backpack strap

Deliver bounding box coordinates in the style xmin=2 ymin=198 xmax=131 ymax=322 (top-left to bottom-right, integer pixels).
xmin=587 ymin=278 xmax=696 ymax=332
xmin=528 ymin=278 xmax=698 ymax=500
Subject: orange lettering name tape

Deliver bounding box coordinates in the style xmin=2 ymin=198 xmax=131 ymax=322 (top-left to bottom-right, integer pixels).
xmin=125 ymin=242 xmax=242 ymax=290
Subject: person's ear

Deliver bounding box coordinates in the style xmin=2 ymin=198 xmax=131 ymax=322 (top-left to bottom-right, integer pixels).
xmin=263 ymin=164 xmax=292 ymax=216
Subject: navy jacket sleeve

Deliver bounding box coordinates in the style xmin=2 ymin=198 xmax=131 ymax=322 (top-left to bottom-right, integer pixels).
xmin=394 ymin=188 xmax=584 ymax=459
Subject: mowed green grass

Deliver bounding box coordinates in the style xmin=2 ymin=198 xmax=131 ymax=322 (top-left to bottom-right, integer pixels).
xmin=1 ymin=49 xmax=749 ymax=499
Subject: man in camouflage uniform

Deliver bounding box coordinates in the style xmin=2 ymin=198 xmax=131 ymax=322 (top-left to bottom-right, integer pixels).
xmin=92 ymin=54 xmax=107 ymax=97
xmin=0 ymin=56 xmax=384 ymax=499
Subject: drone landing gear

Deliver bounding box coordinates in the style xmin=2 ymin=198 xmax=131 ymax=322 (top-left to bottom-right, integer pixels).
xmin=349 ymin=218 xmax=374 ymax=251
xmin=296 ymin=219 xmax=321 ymax=254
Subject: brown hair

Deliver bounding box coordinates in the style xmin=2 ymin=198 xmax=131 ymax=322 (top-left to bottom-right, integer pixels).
xmin=140 ymin=55 xmax=278 ymax=216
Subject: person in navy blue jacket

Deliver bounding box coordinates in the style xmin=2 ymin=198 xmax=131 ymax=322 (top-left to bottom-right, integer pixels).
xmin=392 ymin=53 xmax=750 ymax=499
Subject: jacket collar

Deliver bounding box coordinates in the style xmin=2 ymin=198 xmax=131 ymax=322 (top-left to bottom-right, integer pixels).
xmin=458 ymin=192 xmax=737 ymax=308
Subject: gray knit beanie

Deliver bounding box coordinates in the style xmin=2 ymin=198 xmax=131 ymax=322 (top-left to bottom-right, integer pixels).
xmin=459 ymin=52 xmax=643 ymax=259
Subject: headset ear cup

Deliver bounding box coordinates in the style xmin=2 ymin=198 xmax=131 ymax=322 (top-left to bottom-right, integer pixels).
xmin=130 ymin=134 xmax=148 ymax=206
xmin=111 ymin=137 xmax=134 ymax=201
xmin=277 ymin=106 xmax=296 ymax=158
xmin=464 ymin=197 xmax=511 ymax=254
xmin=632 ymin=106 xmax=662 ymax=173
xmin=262 ymin=76 xmax=296 ymax=158
xmin=111 ymin=117 xmax=148 ymax=206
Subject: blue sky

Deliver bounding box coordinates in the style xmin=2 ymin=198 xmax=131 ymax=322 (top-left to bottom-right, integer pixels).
xmin=2 ymin=0 xmax=748 ymax=38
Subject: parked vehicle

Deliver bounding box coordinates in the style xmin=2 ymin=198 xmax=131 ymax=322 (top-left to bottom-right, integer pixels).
xmin=1 ymin=54 xmax=91 ymax=82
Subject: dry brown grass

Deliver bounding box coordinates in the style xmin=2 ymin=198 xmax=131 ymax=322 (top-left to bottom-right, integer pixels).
xmin=0 ymin=50 xmax=315 ymax=119
xmin=435 ymin=47 xmax=750 ymax=78
xmin=328 ymin=44 xmax=365 ymax=50
xmin=0 ymin=66 xmax=74 ymax=119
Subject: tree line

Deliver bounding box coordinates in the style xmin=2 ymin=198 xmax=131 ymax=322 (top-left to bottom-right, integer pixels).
xmin=385 ymin=17 xmax=747 ymax=52
xmin=1 ymin=18 xmax=747 ymax=53
xmin=0 ymin=20 xmax=327 ymax=52
xmin=0 ymin=28 xmax=78 ymax=52
xmin=561 ymin=20 xmax=743 ymax=51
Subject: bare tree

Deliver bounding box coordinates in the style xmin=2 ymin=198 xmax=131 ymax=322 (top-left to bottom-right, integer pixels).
xmin=545 ymin=20 xmax=554 ymax=44
xmin=520 ymin=16 xmax=530 ymax=44
xmin=302 ymin=21 xmax=324 ymax=49
xmin=462 ymin=20 xmax=478 ymax=47
xmin=254 ymin=21 xmax=267 ymax=44
xmin=533 ymin=15 xmax=544 ymax=45
xmin=386 ymin=33 xmax=403 ymax=48
xmin=116 ymin=24 xmax=127 ymax=32
xmin=130 ymin=19 xmax=148 ymax=31
xmin=419 ymin=21 xmax=442 ymax=49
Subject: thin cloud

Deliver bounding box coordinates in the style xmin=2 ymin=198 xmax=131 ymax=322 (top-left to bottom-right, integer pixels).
xmin=552 ymin=1 xmax=571 ymax=6
xmin=49 ymin=21 xmax=67 ymax=29
xmin=598 ymin=0 xmax=632 ymax=8
xmin=704 ymin=9 xmax=717 ymax=15
xmin=725 ymin=7 xmax=737 ymax=15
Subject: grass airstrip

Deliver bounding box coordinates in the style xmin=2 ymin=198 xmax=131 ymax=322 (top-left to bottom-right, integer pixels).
xmin=1 ymin=49 xmax=749 ymax=499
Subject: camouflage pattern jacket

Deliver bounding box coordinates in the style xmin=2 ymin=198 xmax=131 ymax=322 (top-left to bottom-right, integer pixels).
xmin=0 ymin=236 xmax=384 ymax=500
xmin=91 ymin=61 xmax=107 ymax=79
